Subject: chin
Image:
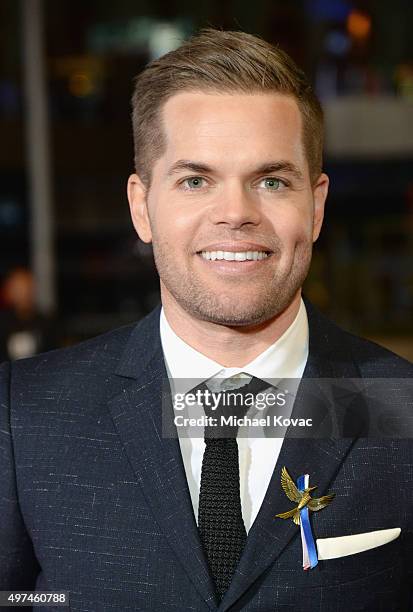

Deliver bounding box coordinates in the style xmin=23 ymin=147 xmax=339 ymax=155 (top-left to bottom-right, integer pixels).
xmin=194 ymin=303 xmax=282 ymax=328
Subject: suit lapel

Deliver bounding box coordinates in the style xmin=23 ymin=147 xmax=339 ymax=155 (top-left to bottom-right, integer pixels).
xmin=107 ymin=308 xmax=218 ymax=610
xmin=219 ymin=298 xmax=363 ymax=611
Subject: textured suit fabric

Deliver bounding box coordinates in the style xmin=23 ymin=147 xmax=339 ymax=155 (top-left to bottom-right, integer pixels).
xmin=0 ymin=298 xmax=412 ymax=612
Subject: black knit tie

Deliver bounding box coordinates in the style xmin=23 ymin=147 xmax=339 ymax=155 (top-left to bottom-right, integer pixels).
xmin=197 ymin=376 xmax=269 ymax=601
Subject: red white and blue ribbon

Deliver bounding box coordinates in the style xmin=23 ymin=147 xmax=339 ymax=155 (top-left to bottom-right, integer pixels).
xmin=297 ymin=474 xmax=318 ymax=570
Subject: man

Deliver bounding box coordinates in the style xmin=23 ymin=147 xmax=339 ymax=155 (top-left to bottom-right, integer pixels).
xmin=0 ymin=29 xmax=412 ymax=612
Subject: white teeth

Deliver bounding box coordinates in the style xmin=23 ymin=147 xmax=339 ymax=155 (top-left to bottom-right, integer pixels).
xmin=200 ymin=251 xmax=269 ymax=261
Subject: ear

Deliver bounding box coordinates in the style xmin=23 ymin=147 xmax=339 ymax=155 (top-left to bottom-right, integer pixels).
xmin=312 ymin=172 xmax=329 ymax=242
xmin=127 ymin=173 xmax=152 ymax=243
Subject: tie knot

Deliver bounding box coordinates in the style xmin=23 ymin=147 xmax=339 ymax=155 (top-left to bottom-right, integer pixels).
xmin=206 ymin=372 xmax=253 ymax=393
xmin=200 ymin=375 xmax=270 ymax=439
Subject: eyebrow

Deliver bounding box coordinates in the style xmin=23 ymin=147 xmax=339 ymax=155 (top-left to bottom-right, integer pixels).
xmin=254 ymin=161 xmax=304 ymax=182
xmin=166 ymin=160 xmax=214 ymax=176
xmin=166 ymin=159 xmax=304 ymax=181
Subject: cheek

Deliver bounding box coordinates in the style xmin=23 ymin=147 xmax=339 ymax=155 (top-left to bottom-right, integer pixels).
xmin=269 ymin=209 xmax=312 ymax=248
xmin=150 ymin=193 xmax=201 ymax=240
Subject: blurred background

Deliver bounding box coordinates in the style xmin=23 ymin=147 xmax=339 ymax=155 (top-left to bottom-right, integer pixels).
xmin=1 ymin=0 xmax=412 ymax=362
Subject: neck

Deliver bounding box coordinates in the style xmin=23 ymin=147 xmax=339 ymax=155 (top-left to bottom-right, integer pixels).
xmin=161 ymin=289 xmax=302 ymax=367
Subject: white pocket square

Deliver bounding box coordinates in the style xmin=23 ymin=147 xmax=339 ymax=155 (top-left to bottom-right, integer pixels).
xmin=316 ymin=527 xmax=401 ymax=560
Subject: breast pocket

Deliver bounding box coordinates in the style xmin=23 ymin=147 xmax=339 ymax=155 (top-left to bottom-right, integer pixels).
xmin=316 ymin=527 xmax=401 ymax=561
xmin=314 ymin=534 xmax=402 ymax=587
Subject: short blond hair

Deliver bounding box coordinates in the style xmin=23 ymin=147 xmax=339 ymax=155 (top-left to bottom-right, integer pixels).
xmin=131 ymin=29 xmax=323 ymax=186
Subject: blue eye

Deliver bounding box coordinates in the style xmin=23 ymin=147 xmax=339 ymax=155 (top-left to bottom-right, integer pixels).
xmin=183 ymin=177 xmax=205 ymax=189
xmin=260 ymin=177 xmax=281 ymax=190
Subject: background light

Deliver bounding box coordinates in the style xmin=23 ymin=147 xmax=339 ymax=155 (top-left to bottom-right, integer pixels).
xmin=347 ymin=10 xmax=372 ymax=40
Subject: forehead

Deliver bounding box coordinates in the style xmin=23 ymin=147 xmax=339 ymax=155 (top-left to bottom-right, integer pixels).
xmin=159 ymin=91 xmax=306 ymax=172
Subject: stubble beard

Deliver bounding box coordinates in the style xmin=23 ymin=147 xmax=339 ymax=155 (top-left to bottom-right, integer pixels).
xmin=151 ymin=234 xmax=313 ymax=327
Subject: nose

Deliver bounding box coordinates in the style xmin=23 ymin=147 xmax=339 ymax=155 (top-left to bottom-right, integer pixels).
xmin=209 ymin=182 xmax=261 ymax=229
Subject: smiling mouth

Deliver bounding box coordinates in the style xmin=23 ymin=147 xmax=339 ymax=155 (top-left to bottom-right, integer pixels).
xmin=198 ymin=250 xmax=272 ymax=261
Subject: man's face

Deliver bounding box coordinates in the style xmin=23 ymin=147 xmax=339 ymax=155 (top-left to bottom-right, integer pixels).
xmin=128 ymin=92 xmax=328 ymax=326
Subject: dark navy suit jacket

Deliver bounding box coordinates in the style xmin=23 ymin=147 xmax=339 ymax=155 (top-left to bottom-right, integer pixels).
xmin=1 ymin=300 xmax=412 ymax=611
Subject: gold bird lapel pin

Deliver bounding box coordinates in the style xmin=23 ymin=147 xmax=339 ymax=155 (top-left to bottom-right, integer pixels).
xmin=275 ymin=466 xmax=335 ymax=569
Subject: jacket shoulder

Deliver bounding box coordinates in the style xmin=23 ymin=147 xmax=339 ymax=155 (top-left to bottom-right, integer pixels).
xmin=9 ymin=321 xmax=137 ymax=381
xmin=326 ymin=315 xmax=412 ymax=376
xmin=304 ymin=298 xmax=413 ymax=377
xmin=341 ymin=328 xmax=412 ymax=376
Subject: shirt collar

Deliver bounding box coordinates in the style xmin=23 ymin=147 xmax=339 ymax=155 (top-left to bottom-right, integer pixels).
xmin=160 ymin=298 xmax=309 ymax=387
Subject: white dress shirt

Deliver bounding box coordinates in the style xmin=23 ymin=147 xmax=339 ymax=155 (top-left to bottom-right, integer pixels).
xmin=160 ymin=298 xmax=309 ymax=532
